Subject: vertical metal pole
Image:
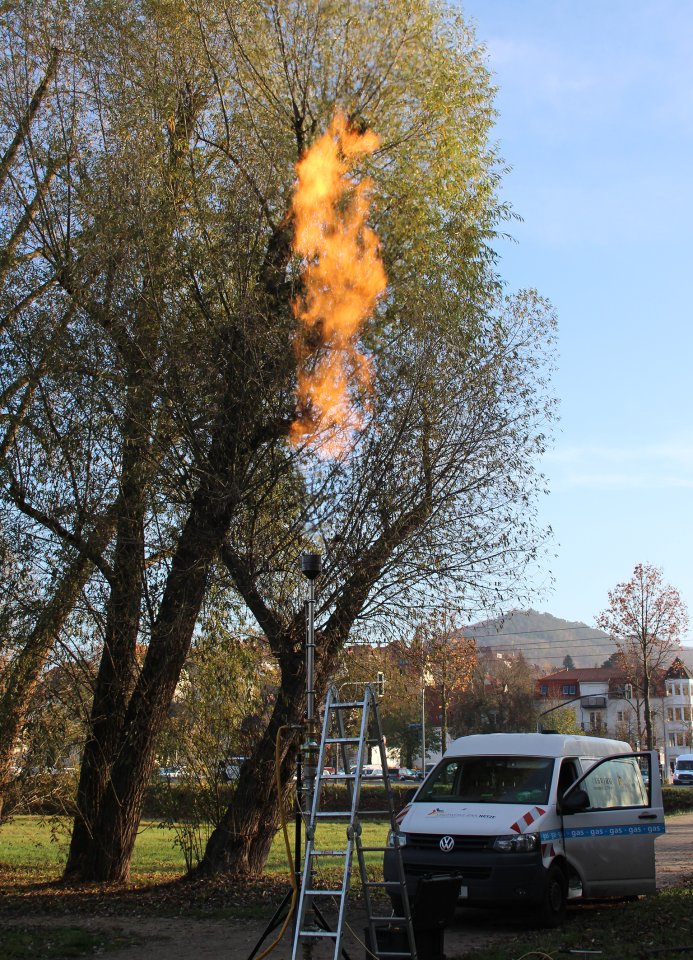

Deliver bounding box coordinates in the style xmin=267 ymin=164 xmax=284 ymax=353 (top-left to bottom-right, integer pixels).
xmin=421 ymin=675 xmax=426 ymax=776
xmin=299 ymin=552 xmax=321 ymax=959
xmin=292 ymin=752 xmax=302 ymax=940
xmin=306 ymin=577 xmax=315 ymax=728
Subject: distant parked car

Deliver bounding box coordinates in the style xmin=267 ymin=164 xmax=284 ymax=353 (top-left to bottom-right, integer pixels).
xmin=673 ymin=754 xmax=693 ymax=786
xmin=157 ymin=766 xmax=183 ymax=780
xmin=394 ymin=767 xmax=422 ymax=781
xmin=350 ymin=764 xmax=383 ymax=779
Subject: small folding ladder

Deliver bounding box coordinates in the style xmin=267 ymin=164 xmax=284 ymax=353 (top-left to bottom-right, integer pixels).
xmin=291 ymin=682 xmax=417 ymax=960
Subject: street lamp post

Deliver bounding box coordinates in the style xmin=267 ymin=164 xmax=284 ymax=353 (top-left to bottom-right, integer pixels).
xmin=421 ymin=671 xmax=426 ymax=775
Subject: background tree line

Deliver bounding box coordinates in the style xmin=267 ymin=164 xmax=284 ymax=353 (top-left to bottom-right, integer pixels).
xmin=0 ymin=0 xmax=558 ymax=882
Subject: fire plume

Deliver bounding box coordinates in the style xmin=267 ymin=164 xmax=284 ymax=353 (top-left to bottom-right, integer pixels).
xmin=289 ymin=111 xmax=387 ymax=457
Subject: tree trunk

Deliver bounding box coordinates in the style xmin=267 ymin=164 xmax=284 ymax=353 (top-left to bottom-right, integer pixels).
xmin=64 ymin=413 xmax=245 ymax=881
xmin=644 ymin=672 xmax=653 ymax=750
xmin=0 ymin=513 xmax=115 ymax=822
xmin=197 ymin=649 xmax=304 ymax=876
xmin=65 ymin=356 xmax=154 ymax=876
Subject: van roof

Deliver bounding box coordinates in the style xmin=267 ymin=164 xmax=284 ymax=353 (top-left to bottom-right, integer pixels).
xmin=444 ymin=732 xmax=630 ymax=759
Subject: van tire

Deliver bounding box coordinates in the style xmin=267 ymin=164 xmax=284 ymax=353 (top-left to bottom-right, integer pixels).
xmin=538 ymin=863 xmax=567 ymax=927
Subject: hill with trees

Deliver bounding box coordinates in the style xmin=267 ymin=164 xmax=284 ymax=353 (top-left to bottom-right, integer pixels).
xmin=466 ymin=610 xmax=616 ymax=670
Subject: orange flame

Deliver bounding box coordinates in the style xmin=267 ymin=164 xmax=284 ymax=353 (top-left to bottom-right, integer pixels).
xmin=289 ymin=111 xmax=387 ymax=457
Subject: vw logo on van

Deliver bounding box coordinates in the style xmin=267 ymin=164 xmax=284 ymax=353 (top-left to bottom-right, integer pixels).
xmin=439 ymin=835 xmax=455 ymax=853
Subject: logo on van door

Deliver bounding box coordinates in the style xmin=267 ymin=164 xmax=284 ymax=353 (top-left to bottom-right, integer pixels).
xmin=439 ymin=836 xmax=455 ymax=853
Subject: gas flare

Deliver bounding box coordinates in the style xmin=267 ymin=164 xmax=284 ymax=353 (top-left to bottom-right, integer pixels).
xmin=289 ymin=111 xmax=387 ymax=457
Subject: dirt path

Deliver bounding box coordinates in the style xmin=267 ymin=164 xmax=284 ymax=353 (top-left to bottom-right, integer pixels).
xmin=5 ymin=814 xmax=693 ymax=960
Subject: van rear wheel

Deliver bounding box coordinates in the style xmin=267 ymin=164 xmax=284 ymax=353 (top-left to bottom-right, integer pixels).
xmin=537 ymin=863 xmax=567 ymax=928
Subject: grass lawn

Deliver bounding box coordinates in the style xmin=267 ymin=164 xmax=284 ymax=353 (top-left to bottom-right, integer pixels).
xmin=458 ymin=886 xmax=693 ymax=960
xmin=0 ymin=816 xmax=187 ymax=881
xmin=0 ymin=814 xmax=390 ymax=884
xmin=5 ymin=812 xmax=693 ymax=960
xmin=0 ymin=926 xmax=141 ymax=960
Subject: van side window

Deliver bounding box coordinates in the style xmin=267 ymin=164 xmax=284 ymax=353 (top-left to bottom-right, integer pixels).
xmin=557 ymin=760 xmax=578 ymax=800
xmin=579 ymin=756 xmax=648 ymax=809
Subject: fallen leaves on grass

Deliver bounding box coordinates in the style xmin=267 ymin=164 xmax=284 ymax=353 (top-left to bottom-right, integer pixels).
xmin=0 ymin=865 xmax=298 ymax=921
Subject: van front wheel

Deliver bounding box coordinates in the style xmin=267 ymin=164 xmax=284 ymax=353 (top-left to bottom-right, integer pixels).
xmin=538 ymin=863 xmax=567 ymax=928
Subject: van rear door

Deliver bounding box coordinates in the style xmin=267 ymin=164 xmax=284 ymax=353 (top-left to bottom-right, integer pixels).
xmin=559 ymin=750 xmax=664 ymax=898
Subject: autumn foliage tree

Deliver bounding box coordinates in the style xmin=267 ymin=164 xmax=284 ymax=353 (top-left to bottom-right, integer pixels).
xmin=597 ymin=563 xmax=689 ymax=749
xmin=395 ymin=612 xmax=476 ymax=755
xmin=450 ymin=649 xmax=542 ymax=735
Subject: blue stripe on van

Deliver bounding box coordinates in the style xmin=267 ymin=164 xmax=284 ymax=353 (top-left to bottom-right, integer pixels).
xmin=540 ymin=823 xmax=665 ymax=841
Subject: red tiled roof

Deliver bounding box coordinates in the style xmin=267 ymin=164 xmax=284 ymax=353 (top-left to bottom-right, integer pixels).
xmin=537 ymin=667 xmax=625 ymax=683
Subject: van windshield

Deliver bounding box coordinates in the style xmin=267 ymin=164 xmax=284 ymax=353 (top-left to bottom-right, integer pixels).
xmin=415 ymin=756 xmax=554 ymax=805
xmin=676 ymin=760 xmax=693 ymax=771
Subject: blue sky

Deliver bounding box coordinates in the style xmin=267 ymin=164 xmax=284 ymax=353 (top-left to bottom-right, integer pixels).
xmin=458 ymin=1 xmax=693 ymax=638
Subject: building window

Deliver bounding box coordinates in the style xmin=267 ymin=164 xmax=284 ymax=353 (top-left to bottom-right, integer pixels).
xmin=669 ymin=733 xmax=677 ymax=747
xmin=561 ymin=684 xmax=576 ymax=696
xmin=676 ymin=707 xmax=684 ymax=722
xmin=540 ymin=685 xmax=548 ymax=697
xmin=667 ymin=707 xmax=674 ymax=722
xmin=617 ymin=710 xmax=625 ymax=722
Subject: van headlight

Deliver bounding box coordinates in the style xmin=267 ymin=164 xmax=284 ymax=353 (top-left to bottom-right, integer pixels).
xmin=493 ymin=833 xmax=539 ymax=853
xmin=387 ymin=829 xmax=407 ymax=848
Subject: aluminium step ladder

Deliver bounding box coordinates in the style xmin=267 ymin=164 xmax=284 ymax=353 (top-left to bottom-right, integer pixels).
xmin=291 ymin=682 xmax=417 ymax=960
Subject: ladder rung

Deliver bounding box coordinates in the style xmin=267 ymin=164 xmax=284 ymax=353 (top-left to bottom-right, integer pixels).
xmin=329 ymin=701 xmax=365 ymax=709
xmin=299 ymin=929 xmax=337 ymax=939
xmin=315 ymin=811 xmax=351 ymax=818
xmin=364 ymin=880 xmax=401 ymax=888
xmin=325 ymin=737 xmax=360 ymax=744
xmin=372 ymin=952 xmax=414 ymax=958
xmin=357 ymin=809 xmax=391 ymax=816
xmin=311 ymin=849 xmax=348 ymax=857
xmin=321 ymin=773 xmax=355 ymax=780
xmin=306 ymin=888 xmax=343 ymax=896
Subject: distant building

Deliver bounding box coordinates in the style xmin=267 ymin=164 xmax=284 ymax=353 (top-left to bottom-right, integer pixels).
xmin=535 ymin=658 xmax=693 ymax=780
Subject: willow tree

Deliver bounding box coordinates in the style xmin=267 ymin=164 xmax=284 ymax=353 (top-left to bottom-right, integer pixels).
xmin=194 ymin=0 xmax=558 ymax=875
xmin=0 ymin=0 xmax=557 ymax=882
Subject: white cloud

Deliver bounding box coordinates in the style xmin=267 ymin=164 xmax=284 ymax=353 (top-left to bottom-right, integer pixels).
xmin=545 ymin=442 xmax=693 ymax=489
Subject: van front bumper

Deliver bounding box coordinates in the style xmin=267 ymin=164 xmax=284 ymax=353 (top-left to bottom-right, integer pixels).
xmin=383 ymin=844 xmax=548 ymax=907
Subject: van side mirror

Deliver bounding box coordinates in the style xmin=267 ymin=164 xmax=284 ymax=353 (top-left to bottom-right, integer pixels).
xmin=560 ymin=787 xmax=590 ymax=814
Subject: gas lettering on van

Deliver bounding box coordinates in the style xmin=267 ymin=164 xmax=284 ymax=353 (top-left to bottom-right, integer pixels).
xmin=383 ymin=732 xmax=664 ymax=927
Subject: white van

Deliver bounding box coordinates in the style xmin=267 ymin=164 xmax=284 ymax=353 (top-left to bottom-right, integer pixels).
xmin=673 ymin=753 xmax=693 ymax=786
xmin=383 ymin=732 xmax=664 ymax=925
